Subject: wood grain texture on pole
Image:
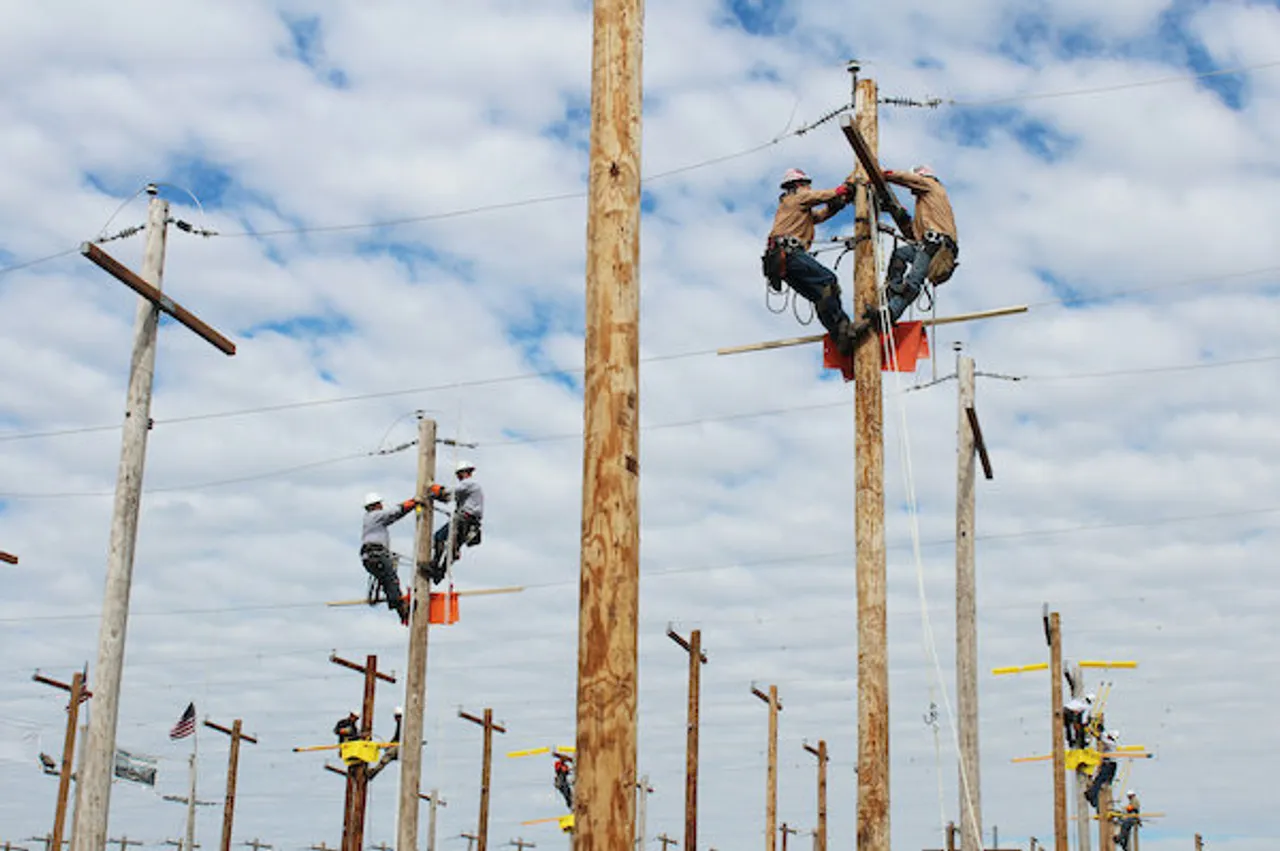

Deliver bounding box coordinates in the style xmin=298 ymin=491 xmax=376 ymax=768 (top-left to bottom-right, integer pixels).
xmin=853 ymin=76 xmax=890 ymax=851
xmin=803 ymin=741 xmax=827 ymax=851
xmin=0 ymin=551 xmax=17 ymax=564
xmin=1049 ymin=613 xmax=1068 ymax=851
xmin=399 ymin=417 xmax=438 ymax=851
xmin=575 ymin=0 xmax=645 ymax=849
xmin=51 ymin=672 xmax=84 ymax=851
xmin=1097 ymin=780 xmax=1113 ymax=851
xmin=73 ymin=191 xmax=169 ymax=851
xmin=955 ymin=355 xmax=982 ymax=851
xmin=1070 ymin=665 xmax=1092 ymax=851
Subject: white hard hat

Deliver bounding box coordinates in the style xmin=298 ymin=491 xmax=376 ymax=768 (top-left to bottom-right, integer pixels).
xmin=1106 ymin=730 xmax=1120 ymax=741
xmin=1126 ymin=789 xmax=1136 ymax=797
xmin=455 ymin=460 xmax=475 ymax=474
xmin=363 ymin=491 xmax=383 ymax=507
xmin=912 ymin=164 xmax=937 ymax=179
xmin=394 ymin=706 xmax=404 ymax=716
xmin=1085 ymin=693 xmax=1096 ymax=703
xmin=780 ymin=167 xmax=811 ymax=187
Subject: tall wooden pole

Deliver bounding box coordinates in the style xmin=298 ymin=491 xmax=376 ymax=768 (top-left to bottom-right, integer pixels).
xmin=399 ymin=416 xmax=438 ymax=851
xmin=955 ymin=354 xmax=982 ymax=851
xmin=460 ymin=709 xmax=506 ymax=851
xmin=635 ymin=776 xmax=652 ymax=851
xmin=802 ymin=741 xmax=827 ymax=851
xmin=575 ymin=0 xmax=644 ymax=847
xmin=204 ymin=719 xmax=257 ymax=851
xmin=1048 ymin=612 xmax=1067 ymax=851
xmin=852 ymin=71 xmax=890 ymax=851
xmin=32 ymin=671 xmax=87 ymax=851
xmin=667 ymin=629 xmax=706 ymax=851
xmin=350 ymin=655 xmax=380 ymax=851
xmin=752 ymin=686 xmax=781 ymax=851
xmin=1097 ymin=781 xmax=1113 ymax=851
xmin=73 ymin=188 xmax=169 ymax=851
xmin=422 ymin=791 xmax=445 ymax=851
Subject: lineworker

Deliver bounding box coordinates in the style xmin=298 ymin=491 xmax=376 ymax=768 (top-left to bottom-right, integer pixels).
xmin=1085 ymin=730 xmax=1119 ymax=809
xmin=425 ymin=461 xmax=484 ymax=584
xmin=761 ymin=168 xmax=860 ymax=353
xmin=361 ymin=491 xmax=419 ymax=623
xmin=1116 ymin=789 xmax=1141 ymax=850
xmin=334 ymin=711 xmax=359 ymax=743
xmin=553 ymin=754 xmax=574 ymax=809
xmin=1063 ymin=692 xmax=1095 ymax=750
xmin=852 ymin=164 xmax=959 ymax=338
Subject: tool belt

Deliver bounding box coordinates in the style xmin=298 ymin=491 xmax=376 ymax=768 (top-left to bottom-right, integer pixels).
xmin=921 ymin=231 xmax=959 ymax=285
xmin=761 ymin=235 xmax=805 ymax=290
xmin=360 ymin=543 xmax=389 ymax=561
xmin=457 ymin=513 xmax=482 ymax=547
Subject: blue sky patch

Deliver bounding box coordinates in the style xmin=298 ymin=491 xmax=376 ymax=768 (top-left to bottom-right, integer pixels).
xmin=942 ymin=108 xmax=1076 ymax=162
xmin=1036 ymin=268 xmax=1086 ymax=306
xmin=719 ymin=0 xmax=793 ymax=37
xmin=243 ymin=313 xmax=354 ymax=340
xmin=1158 ymin=4 xmax=1245 ymax=110
xmin=542 ymin=96 xmax=591 ymax=152
xmin=507 ymin=299 xmax=584 ymax=395
xmin=280 ymin=13 xmax=349 ymax=89
xmin=356 ymin=237 xmax=473 ymax=283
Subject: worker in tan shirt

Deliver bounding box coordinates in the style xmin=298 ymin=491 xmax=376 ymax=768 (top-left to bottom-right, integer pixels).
xmin=854 ymin=164 xmax=959 ymax=337
xmin=762 ymin=167 xmax=858 ymax=353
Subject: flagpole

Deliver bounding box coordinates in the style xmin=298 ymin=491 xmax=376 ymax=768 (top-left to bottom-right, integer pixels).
xmin=186 ymin=718 xmax=198 ymax=851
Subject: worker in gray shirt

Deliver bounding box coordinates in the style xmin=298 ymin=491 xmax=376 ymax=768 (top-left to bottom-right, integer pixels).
xmin=426 ymin=460 xmax=484 ymax=584
xmin=361 ymin=491 xmax=419 ymax=623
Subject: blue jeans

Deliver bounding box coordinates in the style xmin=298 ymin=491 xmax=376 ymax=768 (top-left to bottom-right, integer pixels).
xmin=884 ymin=241 xmax=938 ymax=322
xmin=782 ymin=250 xmax=850 ymax=336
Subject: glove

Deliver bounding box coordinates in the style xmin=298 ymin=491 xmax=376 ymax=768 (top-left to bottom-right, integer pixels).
xmin=428 ymin=483 xmax=449 ymax=500
xmin=401 ymin=499 xmax=417 ymax=511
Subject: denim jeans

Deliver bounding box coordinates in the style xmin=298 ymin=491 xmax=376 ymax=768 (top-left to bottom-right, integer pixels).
xmin=884 ymin=241 xmax=938 ymax=322
xmin=782 ymin=250 xmax=851 ymax=337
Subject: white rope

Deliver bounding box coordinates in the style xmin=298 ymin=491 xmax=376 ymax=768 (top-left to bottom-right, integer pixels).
xmin=873 ymin=220 xmax=983 ymax=844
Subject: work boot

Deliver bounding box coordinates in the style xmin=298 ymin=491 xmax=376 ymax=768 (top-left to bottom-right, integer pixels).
xmin=832 ymin=318 xmax=855 ymax=357
xmin=397 ymin=597 xmax=410 ymax=625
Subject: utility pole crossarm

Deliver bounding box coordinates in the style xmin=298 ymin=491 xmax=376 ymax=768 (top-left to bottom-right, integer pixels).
xmin=204 ymin=720 xmax=258 ymax=743
xmin=330 ymin=654 xmax=397 ymax=684
xmin=458 ymin=710 xmax=508 ymax=733
xmin=1 ymin=551 xmax=17 ymax=564
xmin=80 ymin=242 xmax=236 ymax=356
xmin=838 ymin=114 xmax=913 ymax=237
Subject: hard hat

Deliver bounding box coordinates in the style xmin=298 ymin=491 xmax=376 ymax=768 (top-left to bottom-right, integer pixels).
xmin=363 ymin=491 xmax=383 ymax=507
xmin=1085 ymin=693 xmax=1096 ymax=703
xmin=912 ymin=164 xmax=937 ymax=179
xmin=394 ymin=706 xmax=404 ymax=716
xmin=1126 ymin=789 xmax=1136 ymax=797
xmin=1106 ymin=729 xmax=1120 ymax=741
xmin=456 ymin=460 xmax=475 ymax=474
xmin=780 ymin=167 xmax=811 ymax=187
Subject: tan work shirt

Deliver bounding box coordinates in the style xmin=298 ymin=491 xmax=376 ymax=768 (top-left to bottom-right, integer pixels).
xmin=767 ymin=185 xmax=848 ymax=250
xmin=885 ymin=171 xmax=957 ymax=244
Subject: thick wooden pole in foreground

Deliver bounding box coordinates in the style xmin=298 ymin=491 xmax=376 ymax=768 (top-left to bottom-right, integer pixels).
xmin=852 ymin=76 xmax=890 ymax=851
xmin=74 ymin=190 xmax=169 ymax=851
xmin=956 ymin=355 xmax=982 ymax=851
xmin=1048 ymin=613 xmax=1067 ymax=851
xmin=574 ymin=0 xmax=645 ymax=848
xmin=399 ymin=417 xmax=438 ymax=851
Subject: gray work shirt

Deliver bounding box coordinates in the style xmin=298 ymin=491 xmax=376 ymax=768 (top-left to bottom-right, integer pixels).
xmin=453 ymin=479 xmax=484 ymax=520
xmin=361 ymin=503 xmax=412 ymax=549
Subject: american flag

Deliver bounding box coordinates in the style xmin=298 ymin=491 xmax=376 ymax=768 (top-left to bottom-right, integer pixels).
xmin=169 ymin=703 xmax=196 ymax=740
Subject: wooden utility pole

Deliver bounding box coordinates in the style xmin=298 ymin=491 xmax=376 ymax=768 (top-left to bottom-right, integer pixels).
xmin=422 ymin=790 xmax=446 ymax=851
xmin=751 ymin=685 xmax=782 ymax=851
xmin=74 ymin=185 xmax=235 ymax=851
xmin=460 ymin=708 xmax=507 ymax=851
xmin=656 ymin=836 xmax=677 ymax=851
xmin=636 ymin=776 xmax=653 ymax=851
xmin=32 ymin=671 xmax=90 ymax=851
xmin=106 ymin=840 xmax=140 ymax=851
xmin=778 ymin=825 xmax=796 ymax=851
xmin=1097 ymin=780 xmax=1113 ymax=851
xmin=508 ymin=841 xmax=536 ymax=851
xmin=574 ymin=0 xmax=644 ymax=847
xmin=205 ymin=719 xmax=258 ymax=851
xmin=241 ymin=841 xmax=272 ymax=851
xmin=802 ymin=741 xmax=828 ymax=851
xmin=847 ymin=66 xmax=891 ymax=851
xmin=462 ymin=834 xmax=480 ymax=851
xmin=332 ymin=654 xmax=397 ymax=851
xmin=0 ymin=550 xmax=17 ymax=564
xmin=955 ymin=352 xmax=988 ymax=851
xmin=163 ymin=841 xmax=199 ymax=850
xmin=399 ymin=416 xmax=438 ymax=851
xmin=1047 ymin=612 xmax=1068 ymax=851
xmin=309 ymin=845 xmax=335 ymax=851
xmin=1194 ymin=834 xmax=1202 ymax=850
xmin=1066 ymin=664 xmax=1092 ymax=851
xmin=667 ymin=629 xmax=706 ymax=851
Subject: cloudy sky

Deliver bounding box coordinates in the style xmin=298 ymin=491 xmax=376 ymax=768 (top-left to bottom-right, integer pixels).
xmin=2 ymin=0 xmax=1279 ymax=849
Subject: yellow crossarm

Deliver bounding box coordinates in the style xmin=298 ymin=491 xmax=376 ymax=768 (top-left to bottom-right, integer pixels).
xmin=1079 ymin=660 xmax=1138 ymax=669
xmin=508 ymin=746 xmax=552 ymax=759
xmin=1014 ymin=749 xmax=1150 ymax=764
xmin=992 ymin=663 xmax=1049 ymax=675
xmin=293 ymin=744 xmax=339 ymax=753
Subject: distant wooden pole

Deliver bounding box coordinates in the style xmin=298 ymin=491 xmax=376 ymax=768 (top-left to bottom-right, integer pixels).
xmin=204 ymin=719 xmax=258 ymax=851
xmin=956 ymin=354 xmax=982 ymax=851
xmin=852 ymin=71 xmax=890 ymax=851
xmin=635 ymin=775 xmax=652 ymax=850
xmin=575 ymin=0 xmax=645 ymax=848
xmin=399 ymin=416 xmax=439 ymax=851
xmin=667 ymin=629 xmax=706 ymax=851
xmin=802 ymin=741 xmax=828 ymax=851
xmin=31 ymin=671 xmax=88 ymax=851
xmin=1048 ymin=612 xmax=1067 ymax=851
xmin=73 ymin=188 xmax=169 ymax=851
xmin=752 ymin=686 xmax=782 ymax=851
xmin=1194 ymin=833 xmax=1201 ymax=851
xmin=329 ymin=654 xmax=396 ymax=851
xmin=779 ymin=825 xmax=796 ymax=851
xmin=460 ymin=709 xmax=507 ymax=851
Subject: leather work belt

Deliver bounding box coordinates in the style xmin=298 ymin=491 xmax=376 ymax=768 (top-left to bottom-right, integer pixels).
xmin=923 ymin=230 xmax=959 ymax=256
